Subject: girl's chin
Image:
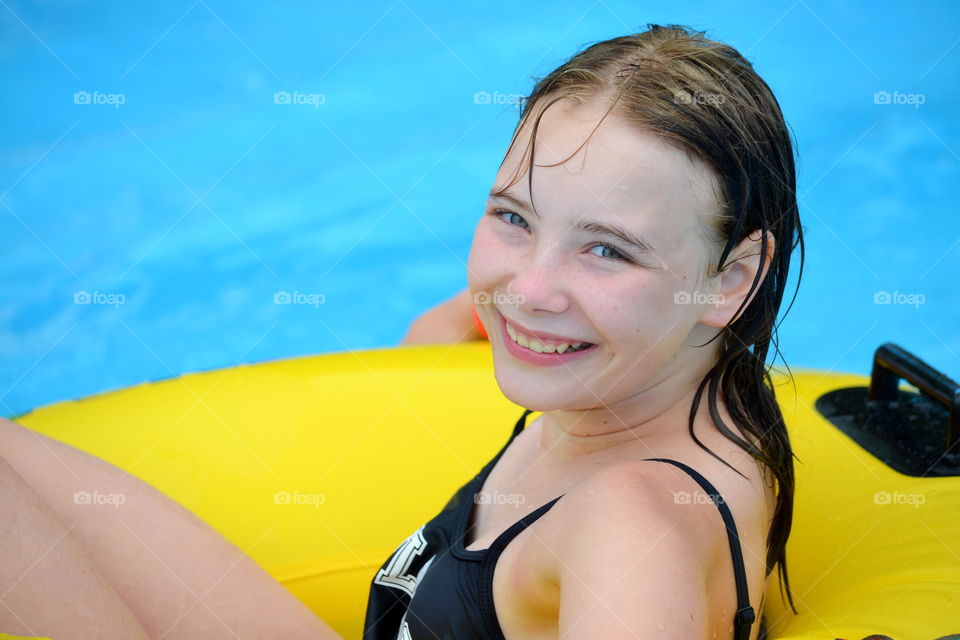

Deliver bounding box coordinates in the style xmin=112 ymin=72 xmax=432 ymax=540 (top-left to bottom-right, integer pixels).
xmin=493 ymin=372 xmax=595 ymax=409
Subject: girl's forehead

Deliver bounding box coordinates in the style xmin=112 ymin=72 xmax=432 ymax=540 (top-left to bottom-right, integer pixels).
xmin=495 ymin=101 xmax=719 ymax=232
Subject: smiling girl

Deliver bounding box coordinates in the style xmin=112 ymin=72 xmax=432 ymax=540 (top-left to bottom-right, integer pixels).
xmin=0 ymin=23 xmax=801 ymax=640
xmin=385 ymin=23 xmax=803 ymax=640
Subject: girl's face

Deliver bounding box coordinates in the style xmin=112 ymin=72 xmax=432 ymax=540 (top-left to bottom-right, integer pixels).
xmin=467 ymin=99 xmax=730 ymax=413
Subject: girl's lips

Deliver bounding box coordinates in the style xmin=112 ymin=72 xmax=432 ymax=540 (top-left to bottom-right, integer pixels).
xmin=498 ymin=311 xmax=598 ymax=367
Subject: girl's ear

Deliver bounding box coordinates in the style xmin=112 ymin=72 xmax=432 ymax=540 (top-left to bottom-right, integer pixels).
xmin=699 ymin=229 xmax=775 ymax=329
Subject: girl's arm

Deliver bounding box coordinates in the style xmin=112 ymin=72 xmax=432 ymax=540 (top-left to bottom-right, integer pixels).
xmin=555 ymin=466 xmax=716 ymax=638
xmin=400 ymin=288 xmax=488 ymax=344
xmin=0 ymin=452 xmax=154 ymax=640
xmin=0 ymin=418 xmax=343 ymax=640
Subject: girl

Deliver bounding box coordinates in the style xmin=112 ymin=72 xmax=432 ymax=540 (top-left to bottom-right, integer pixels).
xmin=1 ymin=23 xmax=800 ymax=640
xmin=384 ymin=23 xmax=801 ymax=639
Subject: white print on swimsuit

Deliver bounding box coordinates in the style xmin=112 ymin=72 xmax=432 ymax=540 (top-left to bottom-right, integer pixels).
xmin=373 ymin=525 xmax=437 ymax=598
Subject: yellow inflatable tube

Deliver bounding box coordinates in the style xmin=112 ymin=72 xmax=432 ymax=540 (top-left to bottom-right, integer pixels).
xmin=10 ymin=342 xmax=960 ymax=640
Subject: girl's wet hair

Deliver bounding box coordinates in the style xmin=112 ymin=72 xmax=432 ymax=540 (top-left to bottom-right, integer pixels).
xmin=494 ymin=23 xmax=804 ymax=616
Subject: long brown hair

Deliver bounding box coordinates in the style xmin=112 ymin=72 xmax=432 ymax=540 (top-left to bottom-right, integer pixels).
xmin=492 ymin=24 xmax=803 ymax=616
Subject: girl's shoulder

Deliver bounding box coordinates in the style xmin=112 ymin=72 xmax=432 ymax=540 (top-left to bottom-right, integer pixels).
xmin=535 ymin=408 xmax=775 ymax=547
xmin=492 ymin=410 xmax=774 ymax=638
xmin=544 ymin=453 xmax=753 ymax=557
xmin=527 ymin=428 xmax=773 ymax=638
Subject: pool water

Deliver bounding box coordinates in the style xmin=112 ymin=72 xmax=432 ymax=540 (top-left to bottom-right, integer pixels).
xmin=1 ymin=1 xmax=958 ymax=417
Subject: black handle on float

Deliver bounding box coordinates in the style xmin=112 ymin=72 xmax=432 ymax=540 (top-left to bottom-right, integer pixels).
xmin=870 ymin=342 xmax=960 ymax=456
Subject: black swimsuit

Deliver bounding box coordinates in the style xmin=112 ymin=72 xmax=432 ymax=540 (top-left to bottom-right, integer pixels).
xmin=362 ymin=409 xmax=758 ymax=639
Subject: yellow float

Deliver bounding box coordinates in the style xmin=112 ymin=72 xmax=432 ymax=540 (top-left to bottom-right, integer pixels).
xmin=9 ymin=342 xmax=960 ymax=640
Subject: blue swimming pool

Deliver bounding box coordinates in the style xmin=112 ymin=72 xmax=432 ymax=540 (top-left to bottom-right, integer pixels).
xmin=2 ymin=1 xmax=958 ymax=417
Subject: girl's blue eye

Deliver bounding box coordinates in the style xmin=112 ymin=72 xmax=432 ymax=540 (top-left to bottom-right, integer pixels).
xmin=490 ymin=208 xmax=529 ymax=229
xmin=586 ymin=243 xmax=629 ymax=262
xmin=487 ymin=208 xmax=633 ymax=264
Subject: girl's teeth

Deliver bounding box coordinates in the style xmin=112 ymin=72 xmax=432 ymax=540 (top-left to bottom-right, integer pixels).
xmin=505 ymin=322 xmax=587 ymax=354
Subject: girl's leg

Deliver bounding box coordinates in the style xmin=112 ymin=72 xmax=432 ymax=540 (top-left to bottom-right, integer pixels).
xmin=0 ymin=452 xmax=153 ymax=639
xmin=0 ymin=418 xmax=343 ymax=640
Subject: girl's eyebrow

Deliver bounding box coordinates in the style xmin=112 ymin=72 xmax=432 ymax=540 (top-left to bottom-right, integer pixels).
xmin=488 ymin=191 xmax=658 ymax=255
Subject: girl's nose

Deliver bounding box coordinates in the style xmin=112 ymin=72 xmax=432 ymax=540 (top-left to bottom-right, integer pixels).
xmin=506 ymin=262 xmax=569 ymax=315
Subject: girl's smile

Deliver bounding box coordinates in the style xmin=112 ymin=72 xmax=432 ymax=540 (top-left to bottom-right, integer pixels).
xmin=497 ymin=308 xmax=599 ymax=366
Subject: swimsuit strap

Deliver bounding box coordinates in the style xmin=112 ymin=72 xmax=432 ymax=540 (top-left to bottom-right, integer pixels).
xmin=480 ymin=409 xmax=532 ymax=471
xmin=511 ymin=408 xmax=534 ymax=439
xmin=643 ymin=457 xmax=756 ymax=640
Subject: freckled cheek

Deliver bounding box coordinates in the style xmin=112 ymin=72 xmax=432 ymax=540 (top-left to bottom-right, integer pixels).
xmin=581 ymin=285 xmax=631 ymax=336
xmin=467 ymin=226 xmax=508 ymax=291
xmin=599 ymin=283 xmax=677 ymax=339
